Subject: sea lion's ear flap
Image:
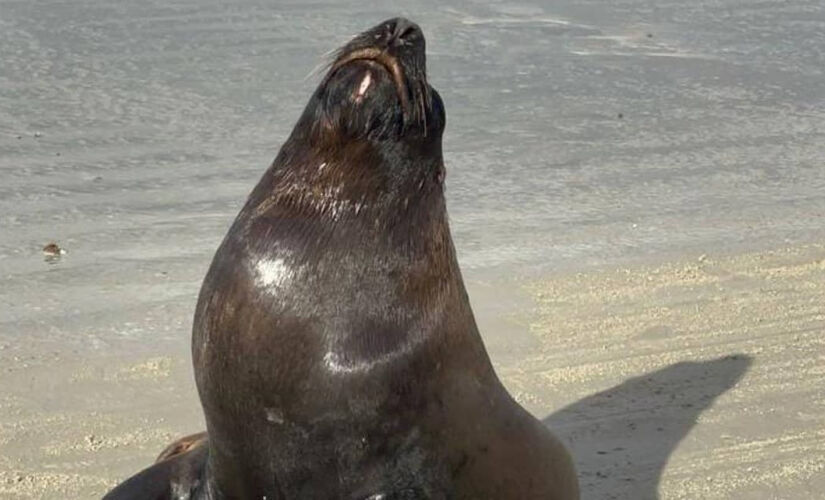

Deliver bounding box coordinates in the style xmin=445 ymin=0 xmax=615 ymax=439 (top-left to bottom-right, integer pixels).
xmin=429 ymin=87 xmax=446 ymax=133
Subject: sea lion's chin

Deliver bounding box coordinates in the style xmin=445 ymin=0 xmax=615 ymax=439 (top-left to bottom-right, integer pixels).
xmin=311 ymin=69 xmax=445 ymax=147
xmin=309 ymin=18 xmax=443 ymax=143
xmin=315 ymin=60 xmax=406 ymax=141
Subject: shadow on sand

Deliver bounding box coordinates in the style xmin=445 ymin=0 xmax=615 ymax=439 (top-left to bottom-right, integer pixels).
xmin=544 ymin=355 xmax=752 ymax=500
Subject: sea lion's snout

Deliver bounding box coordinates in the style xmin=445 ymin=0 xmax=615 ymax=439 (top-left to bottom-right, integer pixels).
xmin=385 ymin=17 xmax=423 ymax=48
xmin=338 ymin=17 xmax=425 ymax=70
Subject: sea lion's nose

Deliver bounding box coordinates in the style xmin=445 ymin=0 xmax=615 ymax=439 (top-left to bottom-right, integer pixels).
xmin=386 ymin=17 xmax=422 ymax=47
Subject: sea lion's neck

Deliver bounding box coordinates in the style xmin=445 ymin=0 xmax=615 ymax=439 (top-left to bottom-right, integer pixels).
xmin=246 ymin=135 xmax=445 ymax=235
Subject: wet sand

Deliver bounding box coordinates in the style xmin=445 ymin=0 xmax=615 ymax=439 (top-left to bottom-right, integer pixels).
xmin=1 ymin=242 xmax=823 ymax=499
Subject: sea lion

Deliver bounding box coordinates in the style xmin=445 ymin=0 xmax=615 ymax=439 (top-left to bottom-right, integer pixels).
xmin=104 ymin=17 xmax=578 ymax=499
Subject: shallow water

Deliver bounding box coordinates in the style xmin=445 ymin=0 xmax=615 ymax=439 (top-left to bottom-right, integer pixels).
xmin=1 ymin=0 xmax=824 ymax=346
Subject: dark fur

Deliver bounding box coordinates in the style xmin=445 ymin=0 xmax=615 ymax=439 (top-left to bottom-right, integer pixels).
xmin=104 ymin=18 xmax=578 ymax=500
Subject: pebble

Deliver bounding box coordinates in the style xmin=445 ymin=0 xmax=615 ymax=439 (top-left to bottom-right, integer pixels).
xmin=42 ymin=242 xmax=66 ymax=260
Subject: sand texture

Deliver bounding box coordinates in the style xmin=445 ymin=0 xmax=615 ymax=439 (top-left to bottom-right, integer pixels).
xmin=2 ymin=0 xmax=824 ymax=498
xmin=515 ymin=244 xmax=825 ymax=499
xmin=1 ymin=243 xmax=823 ymax=498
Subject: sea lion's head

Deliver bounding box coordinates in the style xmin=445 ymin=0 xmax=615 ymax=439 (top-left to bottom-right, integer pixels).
xmin=265 ymin=18 xmax=445 ymax=220
xmin=314 ymin=17 xmax=444 ymax=143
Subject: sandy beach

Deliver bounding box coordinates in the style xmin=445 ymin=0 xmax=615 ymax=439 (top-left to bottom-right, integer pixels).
xmin=2 ymin=0 xmax=824 ymax=498
xmin=2 ymin=243 xmax=823 ymax=499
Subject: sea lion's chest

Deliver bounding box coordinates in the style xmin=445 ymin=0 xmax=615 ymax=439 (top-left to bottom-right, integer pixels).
xmin=194 ymin=217 xmax=457 ymax=497
xmin=197 ymin=212 xmax=453 ymax=412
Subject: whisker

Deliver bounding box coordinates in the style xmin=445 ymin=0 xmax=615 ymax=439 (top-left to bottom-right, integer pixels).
xmin=303 ymin=60 xmax=331 ymax=82
xmin=304 ymin=38 xmax=355 ymax=82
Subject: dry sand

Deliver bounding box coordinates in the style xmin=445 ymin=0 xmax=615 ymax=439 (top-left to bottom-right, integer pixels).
xmin=513 ymin=243 xmax=825 ymax=499
xmin=1 ymin=243 xmax=823 ymax=499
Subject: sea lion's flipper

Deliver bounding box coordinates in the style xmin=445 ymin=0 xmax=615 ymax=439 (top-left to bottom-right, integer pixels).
xmin=102 ymin=438 xmax=208 ymax=500
xmin=155 ymin=431 xmax=208 ymax=463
